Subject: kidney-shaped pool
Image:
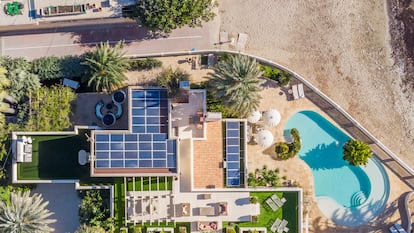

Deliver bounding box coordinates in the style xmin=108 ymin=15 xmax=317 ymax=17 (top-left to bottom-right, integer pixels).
xmin=285 ymin=110 xmax=389 ymax=226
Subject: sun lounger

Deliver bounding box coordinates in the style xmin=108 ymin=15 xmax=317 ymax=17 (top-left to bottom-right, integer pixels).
xmin=298 ymin=83 xmax=305 ymax=98
xmin=199 ymin=206 xmax=215 ymax=216
xmin=394 ymin=224 xmax=407 ymax=233
xmin=292 ymin=85 xmax=299 ymax=100
xmin=266 ymin=198 xmax=279 ymax=211
xmin=271 ymin=218 xmax=282 ymax=232
xmin=281 ymin=197 xmax=287 ymax=204
xmin=389 ymin=226 xmax=399 ymax=233
xmin=271 ymin=194 xmax=284 ymax=207
xmin=277 ymin=219 xmax=288 ymax=233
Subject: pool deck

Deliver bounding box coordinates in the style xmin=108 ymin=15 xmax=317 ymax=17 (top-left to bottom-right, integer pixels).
xmin=127 ymin=56 xmax=412 ymax=232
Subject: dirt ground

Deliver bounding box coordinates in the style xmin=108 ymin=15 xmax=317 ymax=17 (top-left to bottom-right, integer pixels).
xmin=218 ymin=0 xmax=414 ymax=171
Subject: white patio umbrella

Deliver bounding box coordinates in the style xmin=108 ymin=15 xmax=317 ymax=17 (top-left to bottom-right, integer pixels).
xmin=256 ymin=130 xmax=274 ymax=148
xmin=247 ymin=110 xmax=262 ymax=123
xmin=263 ymin=109 xmax=281 ymax=126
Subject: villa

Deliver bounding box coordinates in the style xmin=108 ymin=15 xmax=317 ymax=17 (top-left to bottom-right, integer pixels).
xmin=11 ymin=83 xmax=302 ymax=233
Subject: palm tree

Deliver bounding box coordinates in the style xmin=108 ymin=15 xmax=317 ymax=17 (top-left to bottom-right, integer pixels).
xmin=0 ymin=191 xmax=56 ymax=233
xmin=343 ymin=139 xmax=373 ymax=166
xmin=82 ymin=41 xmax=129 ymax=92
xmin=208 ymin=54 xmax=263 ymax=118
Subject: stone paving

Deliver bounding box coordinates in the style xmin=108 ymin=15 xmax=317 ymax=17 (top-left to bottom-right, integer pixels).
xmin=128 ymin=56 xmax=413 ymax=232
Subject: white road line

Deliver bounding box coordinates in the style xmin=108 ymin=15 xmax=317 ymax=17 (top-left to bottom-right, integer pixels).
xmin=4 ymin=35 xmax=203 ymax=51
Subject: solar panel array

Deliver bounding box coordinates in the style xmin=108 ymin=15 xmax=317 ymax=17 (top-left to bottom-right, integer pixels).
xmin=131 ymin=90 xmax=168 ymax=134
xmin=94 ymin=89 xmax=177 ymax=170
xmin=94 ymin=133 xmax=176 ymax=168
xmin=225 ymin=121 xmax=241 ymax=186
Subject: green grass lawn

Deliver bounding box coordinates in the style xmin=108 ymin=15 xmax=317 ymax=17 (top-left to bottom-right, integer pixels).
xmin=114 ymin=177 xmax=126 ymax=229
xmin=17 ymin=134 xmax=90 ymax=180
xmin=225 ymin=191 xmax=299 ymax=233
xmin=125 ymin=177 xmax=173 ymax=191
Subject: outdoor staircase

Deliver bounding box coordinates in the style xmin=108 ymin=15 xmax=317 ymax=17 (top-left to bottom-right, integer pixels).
xmin=350 ymin=191 xmax=367 ymax=207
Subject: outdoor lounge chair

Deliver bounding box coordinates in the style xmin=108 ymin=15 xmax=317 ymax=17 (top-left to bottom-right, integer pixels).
xmin=271 ymin=218 xmax=282 ymax=232
xmin=271 ymin=194 xmax=284 ymax=207
xmin=199 ymin=206 xmax=215 ymax=216
xmin=95 ymin=100 xmax=104 ymax=120
xmin=292 ymin=85 xmax=299 ymax=100
xmin=298 ymin=83 xmax=305 ymax=98
xmin=266 ymin=198 xmax=279 ymax=211
xmin=394 ymin=224 xmax=407 ymax=233
xmin=389 ymin=226 xmax=398 ymax=233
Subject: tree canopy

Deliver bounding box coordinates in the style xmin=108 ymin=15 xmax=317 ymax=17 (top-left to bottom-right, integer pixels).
xmin=24 ymin=85 xmax=76 ymax=131
xmin=208 ymin=54 xmax=263 ymax=118
xmin=0 ymin=191 xmax=56 ymax=233
xmin=342 ymin=139 xmax=373 ymax=166
xmin=131 ymin=0 xmax=217 ymax=33
xmin=82 ymin=41 xmax=129 ymax=92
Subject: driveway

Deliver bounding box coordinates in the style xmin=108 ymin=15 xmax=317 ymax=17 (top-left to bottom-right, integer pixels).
xmin=32 ymin=183 xmax=80 ymax=233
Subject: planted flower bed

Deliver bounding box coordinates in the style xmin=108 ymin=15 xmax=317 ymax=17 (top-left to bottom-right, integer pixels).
xmin=42 ymin=4 xmax=86 ymax=17
xmin=4 ymin=2 xmax=23 ymax=16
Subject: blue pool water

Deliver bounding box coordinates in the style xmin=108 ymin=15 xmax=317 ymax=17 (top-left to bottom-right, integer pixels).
xmin=285 ymin=110 xmax=389 ymax=226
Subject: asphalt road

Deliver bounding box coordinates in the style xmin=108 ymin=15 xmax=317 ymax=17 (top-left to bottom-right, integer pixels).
xmin=0 ymin=21 xmax=213 ymax=59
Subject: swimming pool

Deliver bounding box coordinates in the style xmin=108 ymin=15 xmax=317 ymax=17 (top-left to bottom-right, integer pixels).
xmin=285 ymin=110 xmax=389 ymax=226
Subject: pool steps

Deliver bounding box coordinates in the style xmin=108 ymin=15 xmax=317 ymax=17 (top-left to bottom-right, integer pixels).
xmin=350 ymin=191 xmax=367 ymax=207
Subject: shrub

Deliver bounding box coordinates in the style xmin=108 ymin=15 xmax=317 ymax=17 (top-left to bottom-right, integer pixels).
xmin=156 ymin=67 xmax=189 ymax=98
xmin=78 ymin=190 xmax=111 ymax=230
xmin=129 ymin=226 xmax=142 ymax=233
xmin=275 ymin=128 xmax=301 ymax=160
xmin=128 ymin=58 xmax=162 ymax=71
xmin=226 ymin=227 xmax=236 ymax=233
xmin=31 ymin=56 xmax=62 ymax=81
xmin=260 ymin=65 xmax=291 ymax=86
xmin=60 ymin=55 xmax=88 ymax=79
xmin=249 ymin=196 xmax=259 ymax=204
xmin=247 ymin=165 xmax=281 ymax=187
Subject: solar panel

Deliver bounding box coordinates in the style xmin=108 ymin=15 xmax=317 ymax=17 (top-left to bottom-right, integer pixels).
xmin=225 ymin=121 xmax=242 ymax=186
xmin=94 ymin=89 xmax=177 ymax=171
xmin=95 ymin=132 xmax=177 ymax=169
xmin=131 ymin=90 xmax=168 ymax=134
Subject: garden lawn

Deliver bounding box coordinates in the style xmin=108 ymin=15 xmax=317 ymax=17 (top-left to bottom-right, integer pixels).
xmin=225 ymin=191 xmax=299 ymax=233
xmin=126 ymin=177 xmax=173 ymax=191
xmin=114 ymin=177 xmax=126 ymax=229
xmin=17 ymin=134 xmax=89 ymax=180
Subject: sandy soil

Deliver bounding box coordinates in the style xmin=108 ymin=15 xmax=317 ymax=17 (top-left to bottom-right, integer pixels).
xmin=218 ymin=0 xmax=414 ymax=169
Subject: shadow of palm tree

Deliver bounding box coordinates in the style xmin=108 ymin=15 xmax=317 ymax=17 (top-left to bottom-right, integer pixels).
xmin=68 ymin=23 xmax=170 ymax=48
xmin=300 ymin=141 xmax=345 ymax=170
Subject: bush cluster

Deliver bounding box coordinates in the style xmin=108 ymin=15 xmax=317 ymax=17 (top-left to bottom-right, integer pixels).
xmin=128 ymin=58 xmax=162 ymax=71
xmin=275 ymin=128 xmax=301 ymax=160
xmin=261 ymin=65 xmax=291 ymax=86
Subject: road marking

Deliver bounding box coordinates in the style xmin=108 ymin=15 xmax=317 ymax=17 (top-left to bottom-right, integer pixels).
xmin=4 ymin=35 xmax=203 ymax=51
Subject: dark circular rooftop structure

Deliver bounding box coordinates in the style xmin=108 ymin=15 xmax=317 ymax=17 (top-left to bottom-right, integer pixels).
xmin=102 ymin=112 xmax=116 ymax=127
xmin=112 ymin=90 xmax=126 ymax=104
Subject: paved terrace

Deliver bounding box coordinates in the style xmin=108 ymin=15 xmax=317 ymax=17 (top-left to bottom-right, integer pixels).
xmin=126 ymin=189 xmax=259 ymax=230
xmin=193 ymin=121 xmax=224 ymax=189
xmin=155 ymin=55 xmax=412 ymax=232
